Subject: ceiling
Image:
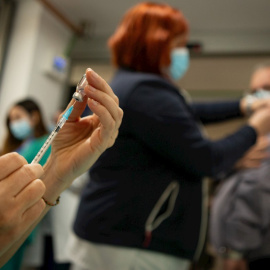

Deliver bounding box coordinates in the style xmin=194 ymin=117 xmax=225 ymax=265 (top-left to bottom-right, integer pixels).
xmin=44 ymin=0 xmax=270 ymax=59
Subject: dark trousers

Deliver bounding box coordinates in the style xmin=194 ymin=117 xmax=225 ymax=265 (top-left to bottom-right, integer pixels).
xmin=39 ymin=236 xmax=70 ymax=270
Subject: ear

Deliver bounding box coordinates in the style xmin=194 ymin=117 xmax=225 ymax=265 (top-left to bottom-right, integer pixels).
xmin=31 ymin=111 xmax=40 ymax=126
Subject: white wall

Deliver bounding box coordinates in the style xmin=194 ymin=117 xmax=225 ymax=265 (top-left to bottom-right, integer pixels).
xmin=70 ymin=55 xmax=270 ymax=93
xmin=0 ymin=0 xmax=72 ymax=147
xmin=60 ymin=0 xmax=270 ymax=59
xmin=71 ymin=32 xmax=270 ymax=61
xmin=0 ymin=0 xmax=42 ymax=112
xmin=180 ymin=55 xmax=270 ymax=91
xmin=27 ymin=8 xmax=71 ymax=126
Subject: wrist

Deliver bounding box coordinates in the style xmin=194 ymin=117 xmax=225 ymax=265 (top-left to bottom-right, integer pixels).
xmin=247 ymin=121 xmax=261 ymax=137
xmin=241 ymin=95 xmax=257 ymax=117
xmin=41 ymin=157 xmax=66 ymax=203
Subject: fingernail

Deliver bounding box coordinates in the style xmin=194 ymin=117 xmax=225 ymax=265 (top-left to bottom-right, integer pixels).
xmin=89 ymin=68 xmax=99 ymax=82
xmin=86 ymin=68 xmax=92 ymax=73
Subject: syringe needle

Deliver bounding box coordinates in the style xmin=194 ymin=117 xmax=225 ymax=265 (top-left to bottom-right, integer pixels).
xmin=31 ymin=105 xmax=74 ymax=164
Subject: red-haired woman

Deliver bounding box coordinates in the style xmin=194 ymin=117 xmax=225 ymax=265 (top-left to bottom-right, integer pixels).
xmin=68 ymin=2 xmax=270 ymax=270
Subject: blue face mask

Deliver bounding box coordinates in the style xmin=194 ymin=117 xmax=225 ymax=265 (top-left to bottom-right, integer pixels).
xmin=9 ymin=119 xmax=33 ymax=140
xmin=253 ymin=89 xmax=270 ymax=99
xmin=169 ymin=48 xmax=189 ymax=81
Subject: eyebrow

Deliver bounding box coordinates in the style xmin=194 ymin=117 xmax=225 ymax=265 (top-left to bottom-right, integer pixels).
xmin=251 ymin=85 xmax=270 ymax=92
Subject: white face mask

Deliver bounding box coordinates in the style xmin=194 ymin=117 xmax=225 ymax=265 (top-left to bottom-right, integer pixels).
xmin=169 ymin=48 xmax=190 ymax=81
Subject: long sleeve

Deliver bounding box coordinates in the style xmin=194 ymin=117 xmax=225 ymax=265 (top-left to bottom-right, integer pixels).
xmin=125 ymin=84 xmax=256 ymax=178
xmin=190 ymin=100 xmax=242 ymax=124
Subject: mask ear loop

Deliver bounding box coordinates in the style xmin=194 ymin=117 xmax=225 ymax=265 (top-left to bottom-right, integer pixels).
xmin=143 ymin=181 xmax=179 ymax=248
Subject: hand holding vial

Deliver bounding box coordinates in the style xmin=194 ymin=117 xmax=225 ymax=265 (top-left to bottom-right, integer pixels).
xmin=0 ymin=68 xmax=123 ymax=266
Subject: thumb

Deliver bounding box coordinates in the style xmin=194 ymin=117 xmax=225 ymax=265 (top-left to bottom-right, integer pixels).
xmin=62 ymin=96 xmax=88 ymax=123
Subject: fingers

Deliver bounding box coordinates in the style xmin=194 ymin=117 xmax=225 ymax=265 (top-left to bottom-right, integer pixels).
xmin=21 ymin=198 xmax=46 ymax=227
xmin=84 ymin=85 xmax=122 ymax=128
xmin=17 ymin=179 xmax=46 ymax=214
xmin=85 ymin=68 xmax=119 ymax=104
xmin=7 ymin=189 xmax=46 ymax=243
xmin=60 ymin=96 xmax=88 ymax=123
xmin=87 ymin=99 xmax=115 ymax=141
xmin=256 ymin=136 xmax=270 ymax=149
xmin=64 ymin=68 xmax=119 ymax=122
xmin=0 ymin=153 xmax=27 ymax=180
xmin=246 ymin=136 xmax=270 ymax=158
xmin=86 ymin=91 xmax=123 ymax=139
xmin=260 ymin=99 xmax=270 ymax=108
xmin=252 ymin=99 xmax=270 ymax=113
xmin=243 ymin=160 xmax=263 ymax=168
xmin=0 ymin=169 xmax=46 ymax=249
xmin=251 ymin=152 xmax=269 ymax=161
xmin=83 ymin=68 xmax=123 ymax=144
xmin=3 ymin=163 xmax=44 ymax=196
xmin=63 ymin=68 xmax=122 ymax=125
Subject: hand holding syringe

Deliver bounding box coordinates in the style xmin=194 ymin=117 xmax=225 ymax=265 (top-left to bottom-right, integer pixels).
xmin=31 ymin=73 xmax=88 ymax=164
xmin=31 ymin=105 xmax=74 ymax=164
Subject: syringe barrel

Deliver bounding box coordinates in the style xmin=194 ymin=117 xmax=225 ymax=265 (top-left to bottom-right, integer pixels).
xmin=31 ymin=105 xmax=73 ymax=164
xmin=31 ymin=131 xmax=58 ymax=164
xmin=57 ymin=117 xmax=67 ymax=129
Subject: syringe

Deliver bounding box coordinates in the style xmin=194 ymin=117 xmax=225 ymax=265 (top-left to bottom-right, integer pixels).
xmin=31 ymin=105 xmax=74 ymax=164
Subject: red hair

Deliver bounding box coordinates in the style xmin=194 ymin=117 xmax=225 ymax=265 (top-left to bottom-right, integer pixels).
xmin=108 ymin=2 xmax=189 ymax=74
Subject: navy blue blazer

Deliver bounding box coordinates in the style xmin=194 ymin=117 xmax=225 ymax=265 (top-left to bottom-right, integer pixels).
xmin=74 ymin=69 xmax=257 ymax=260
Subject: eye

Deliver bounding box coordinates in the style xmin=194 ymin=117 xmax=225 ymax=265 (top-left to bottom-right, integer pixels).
xmin=262 ymin=85 xmax=270 ymax=90
xmin=10 ymin=114 xmax=21 ymax=121
xmin=252 ymin=85 xmax=270 ymax=92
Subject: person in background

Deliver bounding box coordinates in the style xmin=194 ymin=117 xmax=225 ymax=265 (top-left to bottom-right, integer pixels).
xmin=210 ymin=63 xmax=270 ymax=270
xmin=0 ymin=68 xmax=123 ymax=267
xmin=1 ymin=98 xmax=50 ymax=164
xmin=67 ymin=3 xmax=270 ymax=270
xmin=1 ymin=98 xmax=51 ymax=270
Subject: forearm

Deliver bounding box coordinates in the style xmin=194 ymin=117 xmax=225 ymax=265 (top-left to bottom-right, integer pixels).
xmin=210 ymin=125 xmax=257 ymax=178
xmin=191 ymin=100 xmax=242 ymax=123
xmin=0 ymin=160 xmax=67 ymax=266
xmin=0 ymin=67 xmax=123 ymax=267
xmin=0 ymin=205 xmax=51 ymax=267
